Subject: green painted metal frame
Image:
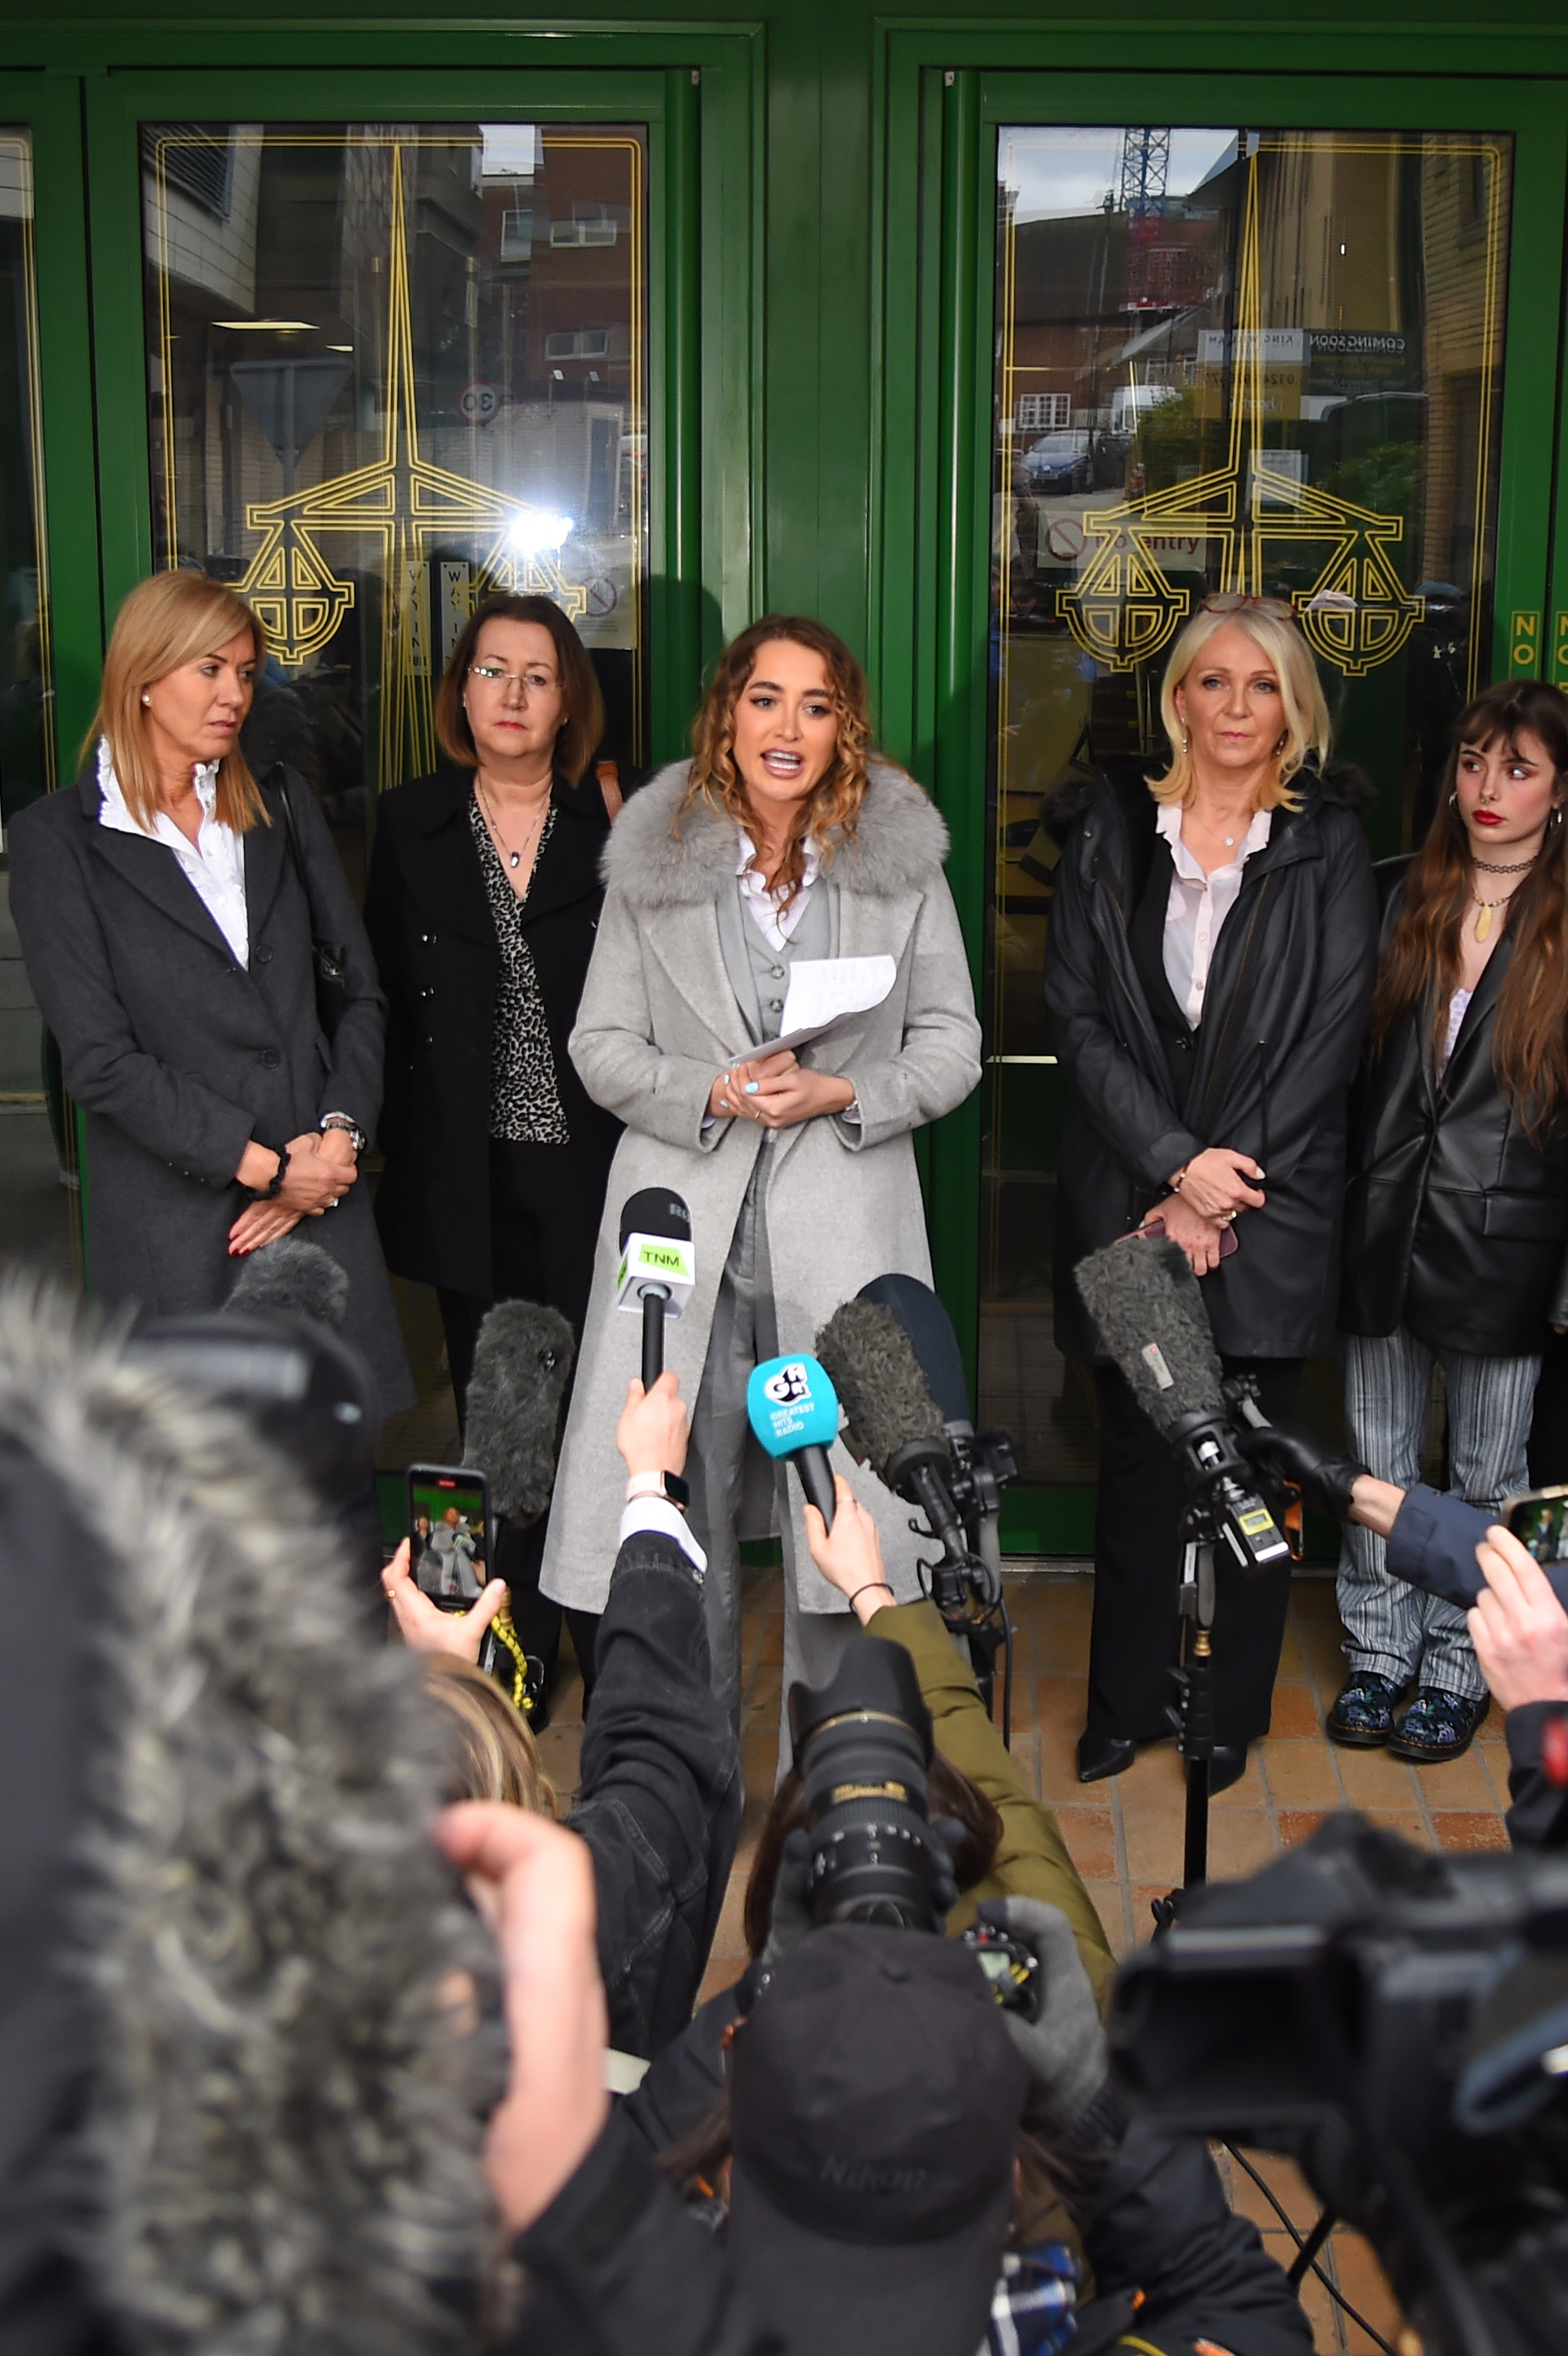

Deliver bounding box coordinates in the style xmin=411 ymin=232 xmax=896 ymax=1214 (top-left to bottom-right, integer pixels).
xmin=877 ymin=44 xmax=1568 ymax=1550
xmin=81 ymin=58 xmax=758 ymax=763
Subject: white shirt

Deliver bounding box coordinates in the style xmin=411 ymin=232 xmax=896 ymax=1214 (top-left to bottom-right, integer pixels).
xmin=1155 ymin=802 xmax=1272 ymax=1026
xmin=617 ymin=1495 xmax=707 ymax=1578
xmin=1440 ymin=987 xmax=1473 ymax=1077
xmin=96 ymin=737 xmax=250 ymax=967
xmin=736 ymin=828 xmax=820 ymax=950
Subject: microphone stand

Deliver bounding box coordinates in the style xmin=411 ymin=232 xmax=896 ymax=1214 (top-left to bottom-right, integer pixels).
xmin=1171 ymin=1500 xmax=1220 ymax=1895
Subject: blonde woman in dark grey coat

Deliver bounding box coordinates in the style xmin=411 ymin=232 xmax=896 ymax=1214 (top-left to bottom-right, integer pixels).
xmin=541 ymin=617 xmax=982 ymax=1757
xmin=9 ymin=572 xmax=411 ymax=1413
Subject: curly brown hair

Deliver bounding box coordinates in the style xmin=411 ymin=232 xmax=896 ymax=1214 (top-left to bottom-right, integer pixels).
xmin=1372 ymin=679 xmax=1568 ymax=1138
xmin=681 ymin=615 xmax=880 ymax=909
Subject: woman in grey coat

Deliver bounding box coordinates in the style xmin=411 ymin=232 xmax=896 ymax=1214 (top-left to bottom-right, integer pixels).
xmin=540 ymin=616 xmax=982 ymax=1752
xmin=8 ymin=571 xmax=412 ymax=1416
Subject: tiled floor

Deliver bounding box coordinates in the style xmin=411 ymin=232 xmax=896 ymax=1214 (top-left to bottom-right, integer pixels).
xmin=537 ymin=1567 xmax=1514 ymax=2354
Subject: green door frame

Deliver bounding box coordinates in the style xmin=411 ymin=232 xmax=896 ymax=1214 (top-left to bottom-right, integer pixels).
xmin=0 ymin=75 xmax=101 ymax=778
xmin=82 ymin=61 xmax=758 ymax=765
xmin=880 ymin=53 xmax=1568 ymax=1552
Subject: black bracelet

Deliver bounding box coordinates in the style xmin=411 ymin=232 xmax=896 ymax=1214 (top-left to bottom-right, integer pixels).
xmin=848 ymin=1581 xmax=895 ymax=1609
xmin=251 ymin=1143 xmax=290 ymax=1200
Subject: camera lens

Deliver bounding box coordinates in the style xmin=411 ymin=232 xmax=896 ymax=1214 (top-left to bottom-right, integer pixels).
xmin=788 ymin=1638 xmax=949 ymax=1932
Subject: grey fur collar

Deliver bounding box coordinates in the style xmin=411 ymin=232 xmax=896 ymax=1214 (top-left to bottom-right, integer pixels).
xmin=0 ymin=1281 xmax=495 ymax=2354
xmin=602 ymin=758 xmax=950 ymax=908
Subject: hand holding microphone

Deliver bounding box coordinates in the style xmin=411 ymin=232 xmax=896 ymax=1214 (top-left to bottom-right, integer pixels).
xmin=804 ymin=1474 xmax=896 ymax=1621
xmin=745 ymin=1352 xmax=840 ymax=1528
xmin=616 ymin=1368 xmax=690 ymax=1481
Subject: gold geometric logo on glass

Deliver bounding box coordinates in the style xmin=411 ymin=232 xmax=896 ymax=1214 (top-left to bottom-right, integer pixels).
xmin=1057 ymin=152 xmax=1424 ymax=678
xmin=238 ymin=144 xmax=590 ymax=782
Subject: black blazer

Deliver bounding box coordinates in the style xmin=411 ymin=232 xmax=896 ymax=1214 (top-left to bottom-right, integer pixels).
xmin=6 ymin=763 xmax=414 ymax=1413
xmin=365 ymin=763 xmax=621 ymax=1296
xmin=1340 ymin=858 xmax=1568 ymax=1354
xmin=1042 ymin=761 xmax=1379 ymax=1361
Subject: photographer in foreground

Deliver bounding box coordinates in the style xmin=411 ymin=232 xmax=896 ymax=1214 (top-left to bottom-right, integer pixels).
xmin=450 ymin=1803 xmax=1312 ymax=2356
xmin=1242 ymin=1420 xmax=1568 ymax=1849
xmin=385 ymin=1362 xmax=741 ymax=2058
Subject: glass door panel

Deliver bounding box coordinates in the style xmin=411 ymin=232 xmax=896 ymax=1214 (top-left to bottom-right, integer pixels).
xmin=983 ymin=123 xmax=1514 ymax=1492
xmin=142 ymin=118 xmax=648 ymax=893
xmin=0 ymin=126 xmax=79 ymax=1284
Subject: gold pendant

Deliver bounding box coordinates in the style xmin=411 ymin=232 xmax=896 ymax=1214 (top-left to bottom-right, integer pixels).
xmin=1476 ymin=904 xmax=1493 ymax=943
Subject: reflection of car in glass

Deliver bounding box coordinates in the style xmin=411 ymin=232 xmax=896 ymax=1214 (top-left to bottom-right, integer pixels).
xmin=1024 ymin=430 xmax=1095 ymax=492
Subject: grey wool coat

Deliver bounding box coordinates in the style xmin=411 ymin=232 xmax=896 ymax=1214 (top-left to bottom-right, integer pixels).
xmin=8 ymin=764 xmax=414 ymax=1417
xmin=540 ymin=758 xmax=982 ymax=1615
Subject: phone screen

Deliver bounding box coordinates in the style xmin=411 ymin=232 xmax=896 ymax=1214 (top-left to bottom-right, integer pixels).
xmin=1506 ymin=1489 xmax=1568 ymax=1564
xmin=408 ymin=1469 xmax=490 ymax=1610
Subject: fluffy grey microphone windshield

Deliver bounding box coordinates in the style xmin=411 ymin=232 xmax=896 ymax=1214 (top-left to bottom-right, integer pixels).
xmin=1074 ymin=1235 xmax=1225 ymax=1440
xmin=462 ymin=1298 xmax=575 ymax=1522
xmin=226 ymin=1237 xmax=350 ymax=1328
xmin=814 ymin=1298 xmax=947 ymax=1485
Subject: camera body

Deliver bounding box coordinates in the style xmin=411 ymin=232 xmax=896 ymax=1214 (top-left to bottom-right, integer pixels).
xmin=1110 ymin=1815 xmax=1568 ymax=2354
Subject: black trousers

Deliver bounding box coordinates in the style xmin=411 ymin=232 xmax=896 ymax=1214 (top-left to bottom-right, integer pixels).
xmin=438 ymin=1137 xmax=607 ymax=1696
xmin=1088 ymin=1357 xmax=1304 ymax=1748
xmin=1528 ymin=1329 xmax=1568 ymax=1485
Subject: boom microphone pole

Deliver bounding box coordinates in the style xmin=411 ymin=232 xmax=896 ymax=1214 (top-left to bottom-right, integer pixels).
xmin=1075 ymin=1233 xmax=1289 ymax=1895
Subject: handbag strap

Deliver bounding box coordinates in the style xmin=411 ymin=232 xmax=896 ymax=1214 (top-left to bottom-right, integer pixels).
xmin=270 ymin=770 xmax=337 ymax=948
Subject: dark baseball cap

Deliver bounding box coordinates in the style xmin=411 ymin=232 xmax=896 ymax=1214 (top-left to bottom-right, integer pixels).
xmin=727 ymin=1924 xmax=1029 ymax=2356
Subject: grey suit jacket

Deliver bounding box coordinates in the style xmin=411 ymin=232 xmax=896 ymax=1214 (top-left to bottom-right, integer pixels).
xmin=9 ymin=764 xmax=413 ymax=1416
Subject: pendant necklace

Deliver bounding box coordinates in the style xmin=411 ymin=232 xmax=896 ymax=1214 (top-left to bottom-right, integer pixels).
xmin=1471 ymin=848 xmax=1539 ymax=943
xmin=478 ymin=776 xmax=547 ymax=871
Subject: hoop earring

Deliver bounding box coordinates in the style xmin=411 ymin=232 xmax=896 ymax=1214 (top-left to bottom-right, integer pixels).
xmin=1449 ymin=791 xmax=1459 ymax=810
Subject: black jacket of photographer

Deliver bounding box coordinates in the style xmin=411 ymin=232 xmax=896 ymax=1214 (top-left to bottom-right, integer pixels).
xmin=1339 ymin=858 xmax=1568 ymax=1355
xmin=1043 ymin=760 xmax=1378 ymax=1362
xmin=365 ymin=763 xmax=623 ymax=1299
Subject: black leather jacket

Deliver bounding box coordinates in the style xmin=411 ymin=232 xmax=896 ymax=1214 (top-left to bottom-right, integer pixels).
xmin=1339 ymin=859 xmax=1568 ymax=1354
xmin=1042 ymin=763 xmax=1378 ymax=1361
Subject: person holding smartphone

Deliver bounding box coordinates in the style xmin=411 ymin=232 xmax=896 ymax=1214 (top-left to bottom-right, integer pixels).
xmin=1043 ymin=599 xmax=1377 ymax=1787
xmin=1334 ymin=680 xmax=1568 ymax=1763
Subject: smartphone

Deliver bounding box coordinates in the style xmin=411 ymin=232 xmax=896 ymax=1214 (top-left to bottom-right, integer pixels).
xmin=1504 ymin=1485 xmax=1568 ymax=1564
xmin=406 ymin=1463 xmax=492 ymax=1612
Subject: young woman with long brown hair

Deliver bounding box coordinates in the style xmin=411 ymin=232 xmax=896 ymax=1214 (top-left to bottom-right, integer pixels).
xmin=1334 ymin=679 xmax=1568 ymax=1761
xmin=539 ymin=616 xmax=981 ymax=1761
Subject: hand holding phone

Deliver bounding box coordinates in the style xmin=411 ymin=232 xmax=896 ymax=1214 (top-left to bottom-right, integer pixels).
xmin=407 ymin=1464 xmax=492 ymax=1610
xmin=1504 ymin=1485 xmax=1568 ymax=1564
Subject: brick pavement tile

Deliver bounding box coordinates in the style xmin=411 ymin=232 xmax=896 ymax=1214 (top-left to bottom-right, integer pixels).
xmin=1329 ymin=2229 xmax=1404 ymax=2351
xmin=1431 ymin=1809 xmax=1510 ymax=1852
xmin=1210 ymin=1749 xmax=1269 ymax=1807
xmin=1366 ymin=1808 xmax=1432 ymax=1847
xmin=1267 ymin=1682 xmax=1328 ymax=1739
xmin=707 ymin=1869 xmax=751 ymax=1963
xmin=1128 ymin=1885 xmax=1171 ymax=1946
xmin=1037 ymin=1733 xmax=1085 ymax=1802
xmin=1475 ymin=1743 xmax=1514 ymax=1808
xmin=1032 ymin=1618 xmax=1090 ymax=1675
xmin=1278 ymin=1808 xmax=1334 ymax=1849
xmin=1207 ymin=1807 xmax=1281 ymax=1878
xmin=1475 ymin=1702 xmax=1508 ymax=1744
xmin=1036 ymin=1675 xmax=1089 ymax=1738
xmin=1292 ymin=2262 xmax=1344 ymax=2352
xmin=1334 ymin=1744 xmax=1423 ymax=1810
xmin=697 ymin=1954 xmax=747 ymax=2008
xmin=1261 ymin=1739 xmax=1344 ymax=1807
xmin=1114 ymin=1739 xmax=1188 ymax=1803
xmin=1407 ymin=1744 xmax=1497 ymax=1810
xmin=1230 ymin=2149 xmax=1323 ymax=2228
xmin=1275 ymin=1621 xmax=1311 ymax=1680
xmin=1051 ymin=1804 xmax=1118 ymax=1881
xmin=1122 ymin=1807 xmax=1188 ymax=1884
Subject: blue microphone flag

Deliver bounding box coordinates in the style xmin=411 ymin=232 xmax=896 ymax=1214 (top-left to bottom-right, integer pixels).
xmin=746 ymin=1354 xmax=840 ymax=1458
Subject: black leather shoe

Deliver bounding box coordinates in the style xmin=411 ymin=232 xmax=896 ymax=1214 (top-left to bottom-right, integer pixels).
xmin=1208 ymin=1743 xmax=1248 ymax=1795
xmin=1077 ymin=1730 xmax=1137 ymax=1783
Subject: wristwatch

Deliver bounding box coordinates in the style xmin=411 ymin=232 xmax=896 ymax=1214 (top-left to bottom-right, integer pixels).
xmin=625 ymin=1468 xmax=691 ymax=1511
xmin=321 ymin=1113 xmax=367 ymax=1154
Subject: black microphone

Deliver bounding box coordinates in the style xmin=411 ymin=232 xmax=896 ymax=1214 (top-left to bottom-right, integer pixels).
xmin=813 ymin=1296 xmax=964 ymax=1559
xmin=461 ymin=1300 xmax=576 ymax=1524
xmin=226 ymin=1236 xmax=350 ymax=1328
xmin=1074 ymin=1236 xmax=1289 ymax=1571
xmin=617 ymin=1188 xmax=694 ymax=1388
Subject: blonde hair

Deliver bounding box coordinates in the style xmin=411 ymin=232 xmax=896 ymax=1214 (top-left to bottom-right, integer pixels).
xmin=84 ymin=573 xmax=269 ymax=833
xmin=423 ymin=1654 xmax=558 ymax=1816
xmin=1149 ymin=600 xmax=1331 ymax=812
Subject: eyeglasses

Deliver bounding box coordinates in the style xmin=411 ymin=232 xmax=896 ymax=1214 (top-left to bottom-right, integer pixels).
xmin=467 ymin=662 xmax=559 ymax=696
xmin=1199 ymin=593 xmax=1298 ymax=623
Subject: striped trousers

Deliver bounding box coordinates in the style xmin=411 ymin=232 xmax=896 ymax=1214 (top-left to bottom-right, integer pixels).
xmin=1337 ymin=1326 xmax=1540 ymax=1702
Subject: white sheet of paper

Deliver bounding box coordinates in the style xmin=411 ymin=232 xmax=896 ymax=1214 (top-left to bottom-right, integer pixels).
xmin=776 ymin=955 xmax=896 ymax=1044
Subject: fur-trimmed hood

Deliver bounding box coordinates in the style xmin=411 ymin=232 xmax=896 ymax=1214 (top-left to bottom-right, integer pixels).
xmin=0 ymin=1280 xmax=496 ymax=2355
xmin=601 ymin=758 xmax=951 ymax=908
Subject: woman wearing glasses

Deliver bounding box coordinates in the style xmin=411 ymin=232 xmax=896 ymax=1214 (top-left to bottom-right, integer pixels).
xmin=367 ymin=591 xmax=623 ymax=1707
xmin=1334 ymin=680 xmax=1568 ymax=1762
xmin=1044 ymin=597 xmax=1378 ymax=1787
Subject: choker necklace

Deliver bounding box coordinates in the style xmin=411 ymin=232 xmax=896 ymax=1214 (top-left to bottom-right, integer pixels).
xmin=1471 ymin=851 xmax=1540 ymax=875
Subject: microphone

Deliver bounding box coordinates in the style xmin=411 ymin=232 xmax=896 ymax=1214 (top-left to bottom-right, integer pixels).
xmin=616 ymin=1188 xmax=694 ymax=1388
xmin=1073 ymin=1236 xmax=1290 ymax=1572
xmin=461 ymin=1299 xmax=576 ymax=1524
xmin=126 ymin=1309 xmax=376 ymax=1513
xmin=226 ymin=1236 xmax=350 ymax=1328
xmin=746 ymin=1352 xmax=840 ymax=1529
xmin=856 ymin=1272 xmax=970 ymax=1428
xmin=812 ymin=1296 xmax=964 ymax=1558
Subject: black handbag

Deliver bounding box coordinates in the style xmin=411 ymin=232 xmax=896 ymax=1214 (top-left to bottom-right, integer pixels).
xmin=273 ymin=776 xmax=350 ymax=1044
